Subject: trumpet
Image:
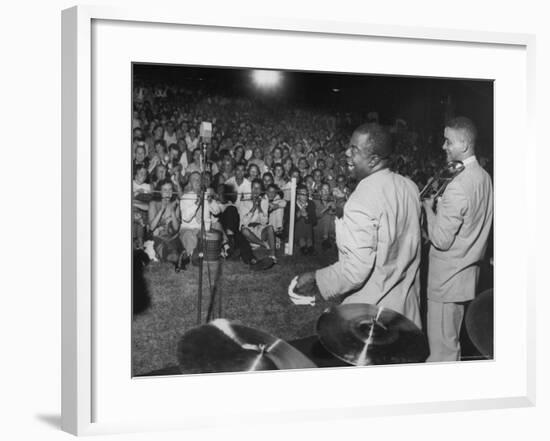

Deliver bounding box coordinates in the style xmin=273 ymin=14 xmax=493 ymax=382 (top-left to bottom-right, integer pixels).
xmin=420 ymin=160 xmax=465 ymax=202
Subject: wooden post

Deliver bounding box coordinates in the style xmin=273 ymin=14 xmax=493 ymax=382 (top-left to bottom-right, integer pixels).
xmin=285 ymin=177 xmax=297 ymax=255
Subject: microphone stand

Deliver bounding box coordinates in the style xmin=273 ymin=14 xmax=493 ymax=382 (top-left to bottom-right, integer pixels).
xmin=196 ymin=140 xmax=208 ymax=325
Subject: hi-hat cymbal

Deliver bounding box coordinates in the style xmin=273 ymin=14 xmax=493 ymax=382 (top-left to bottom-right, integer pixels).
xmin=177 ymin=319 xmax=317 ymax=374
xmin=316 ymin=304 xmax=429 ymax=366
xmin=465 ymin=288 xmax=493 ymax=359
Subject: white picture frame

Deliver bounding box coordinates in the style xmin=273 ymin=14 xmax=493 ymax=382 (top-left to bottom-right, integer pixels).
xmin=62 ymin=5 xmax=536 ymax=436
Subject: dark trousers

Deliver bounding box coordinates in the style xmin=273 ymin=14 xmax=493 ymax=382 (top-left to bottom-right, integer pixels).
xmin=220 ymin=206 xmax=255 ymax=263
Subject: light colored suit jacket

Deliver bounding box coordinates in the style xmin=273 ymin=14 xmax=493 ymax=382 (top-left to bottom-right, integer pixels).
xmin=315 ymin=168 xmax=422 ymax=328
xmin=427 ymin=157 xmax=493 ymax=303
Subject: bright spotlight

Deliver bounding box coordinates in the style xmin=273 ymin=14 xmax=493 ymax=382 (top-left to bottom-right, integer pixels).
xmin=251 ymin=70 xmax=282 ymax=89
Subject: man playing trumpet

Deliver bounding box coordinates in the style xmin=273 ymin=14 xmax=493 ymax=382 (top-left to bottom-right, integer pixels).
xmin=422 ymin=117 xmax=493 ymax=362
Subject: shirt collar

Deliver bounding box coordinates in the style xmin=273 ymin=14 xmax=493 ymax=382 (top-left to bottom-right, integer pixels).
xmin=363 ymin=167 xmax=391 ymax=181
xmin=462 ymin=155 xmax=477 ymax=166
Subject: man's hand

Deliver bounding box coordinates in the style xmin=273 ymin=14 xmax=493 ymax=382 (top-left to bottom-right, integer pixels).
xmin=422 ymin=196 xmax=435 ymax=214
xmin=288 ymin=273 xmax=317 ymax=306
xmin=295 ymin=271 xmax=317 ymax=296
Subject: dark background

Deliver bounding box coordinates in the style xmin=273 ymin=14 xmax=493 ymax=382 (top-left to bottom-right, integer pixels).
xmin=134 ymin=64 xmax=494 ymax=157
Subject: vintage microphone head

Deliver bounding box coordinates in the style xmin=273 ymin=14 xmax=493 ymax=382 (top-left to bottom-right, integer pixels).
xmin=199 ymin=121 xmax=212 ymax=144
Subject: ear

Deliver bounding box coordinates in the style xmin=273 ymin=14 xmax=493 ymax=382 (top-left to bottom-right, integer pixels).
xmin=368 ymin=154 xmax=382 ymax=168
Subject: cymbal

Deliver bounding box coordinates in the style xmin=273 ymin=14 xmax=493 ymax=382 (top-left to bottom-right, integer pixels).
xmin=177 ymin=319 xmax=317 ymax=374
xmin=316 ymin=304 xmax=429 ymax=366
xmin=465 ymin=289 xmax=493 ymax=359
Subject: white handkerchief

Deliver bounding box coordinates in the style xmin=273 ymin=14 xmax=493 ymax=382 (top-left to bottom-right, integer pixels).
xmin=288 ymin=276 xmax=316 ymax=306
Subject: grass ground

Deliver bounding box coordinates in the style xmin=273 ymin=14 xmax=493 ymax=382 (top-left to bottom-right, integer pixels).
xmin=132 ymin=246 xmax=338 ymax=376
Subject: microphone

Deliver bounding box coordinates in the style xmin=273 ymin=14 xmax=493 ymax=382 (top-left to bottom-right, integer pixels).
xmin=199 ymin=121 xmax=212 ymax=173
xmin=199 ymin=121 xmax=212 ymax=144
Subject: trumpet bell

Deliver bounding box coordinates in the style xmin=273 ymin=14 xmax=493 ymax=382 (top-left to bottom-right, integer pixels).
xmin=440 ymin=160 xmax=465 ymax=180
xmin=420 ymin=160 xmax=465 ymax=201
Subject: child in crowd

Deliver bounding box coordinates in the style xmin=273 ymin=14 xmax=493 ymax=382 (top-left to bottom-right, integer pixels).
xmin=315 ymin=183 xmax=336 ymax=250
xmin=293 ymin=185 xmax=317 ymax=255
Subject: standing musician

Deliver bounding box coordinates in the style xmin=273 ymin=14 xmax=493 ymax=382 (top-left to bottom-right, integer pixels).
xmin=293 ymin=123 xmax=423 ymax=328
xmin=422 ymin=116 xmax=493 ymax=362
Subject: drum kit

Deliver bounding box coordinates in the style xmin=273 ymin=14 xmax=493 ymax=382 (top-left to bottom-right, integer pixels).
xmin=175 ymin=303 xmax=432 ymax=375
xmin=172 ymin=286 xmax=494 ymax=374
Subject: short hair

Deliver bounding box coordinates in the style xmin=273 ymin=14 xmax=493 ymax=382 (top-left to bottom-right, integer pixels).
xmin=248 ymin=163 xmax=260 ymax=173
xmin=446 ymin=116 xmax=477 ymax=148
xmin=251 ymin=178 xmax=264 ymax=190
xmin=154 ymin=139 xmax=166 ymax=149
xmin=353 ymin=123 xmax=393 ymax=158
xmin=158 ymin=179 xmax=173 ymax=190
xmin=188 ymin=171 xmax=201 ymax=182
xmin=134 ymin=164 xmax=147 ymax=178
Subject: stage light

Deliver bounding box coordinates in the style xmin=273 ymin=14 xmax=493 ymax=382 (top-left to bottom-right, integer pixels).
xmin=251 ymin=69 xmax=282 ymax=89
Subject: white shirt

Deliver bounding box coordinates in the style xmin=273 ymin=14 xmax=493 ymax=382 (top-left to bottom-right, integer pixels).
xmin=179 ymin=192 xmax=221 ymax=231
xmin=239 ymin=195 xmax=269 ymax=229
xmin=225 ymin=177 xmax=252 ymax=208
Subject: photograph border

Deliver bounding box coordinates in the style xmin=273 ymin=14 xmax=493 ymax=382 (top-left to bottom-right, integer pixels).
xmin=62 ymin=5 xmax=536 ymax=435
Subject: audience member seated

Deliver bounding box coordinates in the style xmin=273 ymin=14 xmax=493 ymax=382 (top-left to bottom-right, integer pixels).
xmin=240 ymin=179 xmax=277 ymax=263
xmin=178 ymin=172 xmax=221 ymax=255
xmin=148 ymin=180 xmax=182 ymax=265
xmin=132 ymin=165 xmax=152 ymax=249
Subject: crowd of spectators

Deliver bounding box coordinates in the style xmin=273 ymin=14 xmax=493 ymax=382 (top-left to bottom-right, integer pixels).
xmin=132 ymin=81 xmax=492 ymax=268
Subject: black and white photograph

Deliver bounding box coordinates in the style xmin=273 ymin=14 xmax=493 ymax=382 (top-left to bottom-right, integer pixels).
xmin=131 ymin=63 xmax=494 ymax=377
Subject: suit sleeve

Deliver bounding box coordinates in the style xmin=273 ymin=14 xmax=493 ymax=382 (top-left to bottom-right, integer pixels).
xmin=427 ymin=180 xmax=467 ymax=251
xmin=315 ymin=198 xmax=378 ymax=300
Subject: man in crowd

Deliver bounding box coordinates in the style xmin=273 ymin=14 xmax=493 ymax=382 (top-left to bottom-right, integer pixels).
xmin=225 ymin=161 xmax=251 ymax=210
xmin=293 ymin=123 xmax=423 ymax=328
xmin=422 ymin=116 xmax=493 ymax=362
xmin=179 ymin=172 xmax=221 ymax=255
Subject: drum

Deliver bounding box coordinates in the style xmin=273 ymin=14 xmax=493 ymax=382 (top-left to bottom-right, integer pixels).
xmin=204 ymin=230 xmax=222 ymax=262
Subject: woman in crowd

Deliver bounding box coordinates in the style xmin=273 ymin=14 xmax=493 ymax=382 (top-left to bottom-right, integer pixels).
xmin=247 ymin=163 xmax=261 ymax=182
xmin=132 ymin=165 xmax=152 ymax=248
xmin=148 ymin=180 xmax=182 ymax=266
xmin=249 ymin=147 xmax=266 ymax=174
xmin=273 ymin=163 xmax=287 ymax=190
xmin=185 ymin=148 xmax=202 ymax=176
xmin=266 ymin=183 xmax=287 ymax=237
